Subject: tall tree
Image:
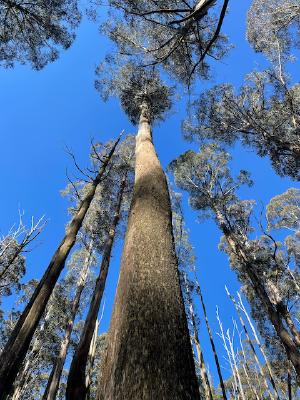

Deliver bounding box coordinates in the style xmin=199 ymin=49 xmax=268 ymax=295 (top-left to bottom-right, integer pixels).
xmin=183 ymin=69 xmax=300 ymax=179
xmin=41 ymin=243 xmax=95 ymax=400
xmin=10 ymin=276 xmax=78 ymax=400
xmin=66 ymin=173 xmax=128 ymax=399
xmin=0 ymin=214 xmax=45 ymax=298
xmin=0 ymin=0 xmax=81 ymax=69
xmin=95 ymin=0 xmax=230 ymax=85
xmin=96 ymin=64 xmax=199 ymax=399
xmin=184 ymin=0 xmax=300 ymax=180
xmin=169 ymin=144 xmax=300 ymax=379
xmin=247 ymin=0 xmax=300 ymax=64
xmin=0 ymin=138 xmax=120 ymax=399
xmin=66 ymin=136 xmax=135 ymax=399
xmin=43 ymin=135 xmax=135 ymax=400
xmin=170 ymin=191 xmax=228 ymax=399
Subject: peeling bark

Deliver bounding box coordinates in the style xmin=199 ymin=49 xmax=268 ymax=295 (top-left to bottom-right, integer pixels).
xmin=99 ymin=103 xmax=199 ymax=400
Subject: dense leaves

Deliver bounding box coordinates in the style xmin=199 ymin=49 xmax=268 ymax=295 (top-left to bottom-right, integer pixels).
xmin=96 ymin=0 xmax=230 ymax=85
xmin=0 ymin=0 xmax=81 ymax=69
xmin=184 ymin=70 xmax=300 ymax=179
xmin=96 ymin=62 xmax=173 ymax=124
xmin=170 ymin=145 xmax=300 ymax=376
xmin=247 ymin=0 xmax=300 ymax=63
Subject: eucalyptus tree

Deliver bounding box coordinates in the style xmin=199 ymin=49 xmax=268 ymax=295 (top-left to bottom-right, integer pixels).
xmin=41 ymin=244 xmax=95 ymax=400
xmin=96 ymin=63 xmax=199 ymax=399
xmin=97 ymin=0 xmax=230 ymax=85
xmin=183 ymin=69 xmax=300 ymax=180
xmin=0 ymin=215 xmax=45 ymax=298
xmin=0 ymin=0 xmax=81 ymax=69
xmin=247 ymin=0 xmax=300 ymax=64
xmin=266 ymin=188 xmax=300 ymax=269
xmin=65 ymin=137 xmax=135 ymax=399
xmin=0 ymin=138 xmax=120 ymax=399
xmin=87 ymin=333 xmax=107 ymax=400
xmin=170 ymin=192 xmax=211 ymax=398
xmin=171 ymin=191 xmax=228 ymax=399
xmin=169 ymin=144 xmax=300 ymax=378
xmin=10 ymin=276 xmax=77 ymax=400
xmin=66 ymin=175 xmax=128 ymax=399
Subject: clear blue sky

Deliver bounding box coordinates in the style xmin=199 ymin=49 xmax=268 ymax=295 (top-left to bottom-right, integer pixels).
xmin=0 ymin=0 xmax=296 ymax=387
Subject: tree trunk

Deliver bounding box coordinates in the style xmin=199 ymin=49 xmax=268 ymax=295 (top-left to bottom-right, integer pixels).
xmin=0 ymin=138 xmax=119 ymax=399
xmin=194 ymin=275 xmax=228 ymax=399
xmin=85 ymin=318 xmax=100 ymax=399
xmin=99 ymin=103 xmax=199 ymax=400
xmin=42 ymin=241 xmax=94 ymax=400
xmin=215 ymin=210 xmax=300 ymax=380
xmin=66 ymin=175 xmax=126 ymax=400
xmin=184 ymin=274 xmax=212 ymax=399
xmin=11 ymin=302 xmax=54 ymax=400
xmin=265 ymin=279 xmax=300 ymax=348
xmin=225 ymin=287 xmax=279 ymax=399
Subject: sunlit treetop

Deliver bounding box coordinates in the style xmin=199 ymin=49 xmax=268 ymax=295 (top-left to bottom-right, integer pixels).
xmin=95 ymin=61 xmax=173 ymax=124
xmin=96 ymin=0 xmax=230 ymax=86
xmin=267 ymin=188 xmax=300 ymax=268
xmin=0 ymin=0 xmax=81 ymax=69
xmin=169 ymin=143 xmax=253 ymax=222
xmin=267 ymin=188 xmax=300 ymax=232
xmin=183 ymin=70 xmax=300 ymax=180
xmin=247 ymin=0 xmax=300 ymax=64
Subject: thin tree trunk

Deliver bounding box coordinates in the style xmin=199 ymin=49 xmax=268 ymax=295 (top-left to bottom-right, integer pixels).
xmin=225 ymin=286 xmax=279 ymax=399
xmin=216 ymin=308 xmax=239 ymax=398
xmin=66 ymin=174 xmax=126 ymax=399
xmin=42 ymin=240 xmax=94 ymax=400
xmin=0 ymin=138 xmax=120 ymax=399
xmin=11 ymin=302 xmax=54 ymax=400
xmin=226 ymin=328 xmax=246 ymax=400
xmin=237 ymin=324 xmax=260 ymax=400
xmin=85 ymin=317 xmax=100 ymax=400
xmin=184 ymin=275 xmax=212 ymax=399
xmin=282 ymin=308 xmax=300 ymax=347
xmin=287 ymin=364 xmax=292 ymax=400
xmin=99 ymin=102 xmax=199 ymax=400
xmin=194 ymin=274 xmax=228 ymax=399
xmin=215 ymin=209 xmax=300 ymax=380
xmin=266 ymin=279 xmax=300 ymax=348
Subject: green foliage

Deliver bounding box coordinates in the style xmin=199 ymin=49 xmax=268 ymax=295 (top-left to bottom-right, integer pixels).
xmin=0 ymin=0 xmax=81 ymax=69
xmin=97 ymin=0 xmax=230 ymax=85
xmin=96 ymin=62 xmax=173 ymax=124
xmin=184 ymin=70 xmax=300 ymax=179
xmin=170 ymin=144 xmax=300 ymax=368
xmin=247 ymin=0 xmax=300 ymax=63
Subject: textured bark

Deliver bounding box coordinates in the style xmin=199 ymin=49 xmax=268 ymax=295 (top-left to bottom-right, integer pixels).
xmin=66 ymin=176 xmax=126 ymax=400
xmin=42 ymin=241 xmax=93 ymax=400
xmin=11 ymin=303 xmax=54 ymax=400
xmin=215 ymin=210 xmax=300 ymax=380
xmin=0 ymin=139 xmax=119 ymax=399
xmin=189 ymin=297 xmax=212 ymax=399
xmin=99 ymin=104 xmax=199 ymax=400
xmin=195 ymin=277 xmax=228 ymax=400
xmin=184 ymin=274 xmax=212 ymax=399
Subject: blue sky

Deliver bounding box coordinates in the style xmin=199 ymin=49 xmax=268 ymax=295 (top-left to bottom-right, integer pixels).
xmin=0 ymin=0 xmax=297 ymax=388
